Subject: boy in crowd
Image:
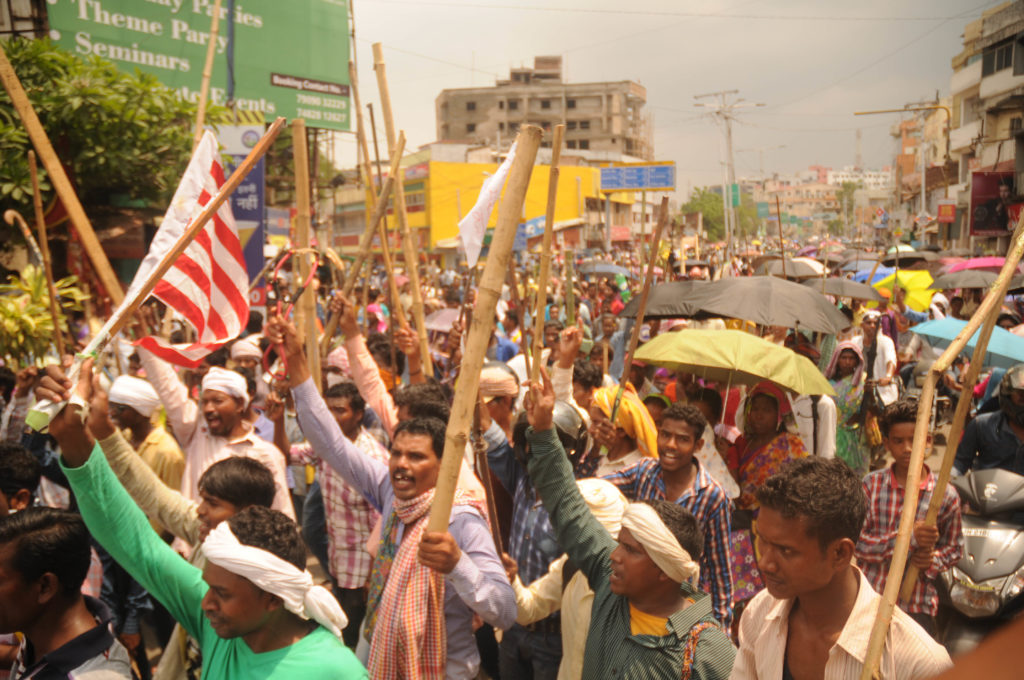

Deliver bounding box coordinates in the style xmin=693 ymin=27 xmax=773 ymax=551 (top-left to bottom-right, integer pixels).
xmin=603 ymin=402 xmax=733 ymax=628
xmin=524 ymin=372 xmax=736 ymax=678
xmin=856 ymin=399 xmax=963 ymax=635
xmin=731 ymin=457 xmax=952 ymax=679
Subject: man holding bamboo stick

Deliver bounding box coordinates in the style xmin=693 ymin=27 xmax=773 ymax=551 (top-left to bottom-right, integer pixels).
xmin=730 ymin=458 xmax=950 ymax=680
xmin=266 ymin=313 xmax=516 ymax=680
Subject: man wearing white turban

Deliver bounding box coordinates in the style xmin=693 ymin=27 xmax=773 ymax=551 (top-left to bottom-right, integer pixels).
xmin=108 ymin=376 xmax=185 ymax=513
xmin=522 ymin=374 xmax=736 ymax=680
xmin=38 ymin=362 xmax=367 ymax=679
xmin=135 ymin=348 xmax=295 ymax=526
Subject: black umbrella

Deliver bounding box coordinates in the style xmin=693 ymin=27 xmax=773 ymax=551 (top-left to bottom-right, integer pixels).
xmin=680 ymin=276 xmax=851 ymax=334
xmin=930 ymin=270 xmax=998 ymax=290
xmin=880 ymin=250 xmax=938 ymax=266
xmin=754 ymin=258 xmax=823 ymax=279
xmin=619 ymin=280 xmax=706 ymax=318
xmin=801 ymin=277 xmax=884 ymax=301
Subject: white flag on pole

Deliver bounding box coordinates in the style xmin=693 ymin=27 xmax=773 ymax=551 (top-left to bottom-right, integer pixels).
xmin=458 ymin=142 xmax=518 ymax=267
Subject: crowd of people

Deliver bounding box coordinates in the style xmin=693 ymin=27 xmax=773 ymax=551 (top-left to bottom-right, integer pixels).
xmin=1 ymin=247 xmax=1022 ymax=680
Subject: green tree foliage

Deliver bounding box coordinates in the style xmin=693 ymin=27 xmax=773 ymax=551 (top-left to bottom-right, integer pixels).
xmin=0 ymin=264 xmax=87 ymax=363
xmin=678 ymin=186 xmax=761 ymax=242
xmin=0 ymin=38 xmax=209 ymax=243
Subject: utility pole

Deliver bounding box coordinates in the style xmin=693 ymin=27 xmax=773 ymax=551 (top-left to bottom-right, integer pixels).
xmin=695 ymin=90 xmax=765 ymax=263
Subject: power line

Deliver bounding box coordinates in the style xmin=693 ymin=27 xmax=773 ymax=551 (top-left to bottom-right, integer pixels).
xmin=363 ymin=0 xmax=986 ymax=22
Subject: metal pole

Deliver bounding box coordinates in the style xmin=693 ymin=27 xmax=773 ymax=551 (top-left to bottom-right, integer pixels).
xmin=605 ymin=191 xmax=612 ymax=252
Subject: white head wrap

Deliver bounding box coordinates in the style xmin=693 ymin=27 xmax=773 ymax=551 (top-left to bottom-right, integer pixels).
xmin=230 ymin=338 xmax=261 ymax=360
xmin=861 ymin=310 xmax=882 ymax=322
xmin=577 ymin=478 xmax=627 ymax=539
xmin=202 ymin=522 xmax=348 ymax=637
xmin=620 ymin=502 xmax=701 ymax=585
xmin=108 ymin=376 xmax=162 ymax=418
xmin=202 ymin=367 xmax=249 ymax=407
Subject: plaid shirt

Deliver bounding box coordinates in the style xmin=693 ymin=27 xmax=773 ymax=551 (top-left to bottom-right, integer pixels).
xmin=292 ymin=428 xmax=390 ymax=588
xmin=856 ymin=465 xmax=964 ymax=616
xmin=603 ymin=458 xmax=734 ymax=628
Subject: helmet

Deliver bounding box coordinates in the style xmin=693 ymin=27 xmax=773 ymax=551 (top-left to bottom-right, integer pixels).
xmin=512 ymin=400 xmax=590 ymax=468
xmin=999 ymin=364 xmax=1024 ymax=426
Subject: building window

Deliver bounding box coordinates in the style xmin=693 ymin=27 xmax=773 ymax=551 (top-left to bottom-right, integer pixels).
xmin=567 ymin=140 xmax=577 ymax=149
xmin=567 ymin=99 xmax=576 ymax=109
xmin=508 ymin=100 xmax=519 ymax=111
xmin=983 ymin=40 xmax=1013 ymax=76
xmin=467 ymin=123 xmax=476 ymax=133
xmin=499 ymin=100 xmax=505 ymax=109
xmin=580 ymin=120 xmax=591 ymax=130
xmin=541 ymin=99 xmax=551 ymax=109
xmin=578 ymin=140 xmax=589 ymax=150
xmin=498 ymin=122 xmax=505 ymax=131
xmin=567 ymin=121 xmax=577 ymax=130
xmin=466 ymin=101 xmax=476 ymax=111
xmin=510 ymin=122 xmax=520 ymax=132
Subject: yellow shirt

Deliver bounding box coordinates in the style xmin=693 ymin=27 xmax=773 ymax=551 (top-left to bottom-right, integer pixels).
xmin=629 ymin=604 xmax=669 ymax=636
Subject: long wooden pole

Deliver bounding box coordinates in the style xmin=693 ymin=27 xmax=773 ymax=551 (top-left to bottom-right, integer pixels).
xmin=372 ymin=43 xmax=433 ymax=376
xmin=608 ymin=198 xmax=669 ymax=423
xmin=26 ymin=118 xmax=286 ymax=431
xmin=427 ymin=125 xmax=542 ymax=533
xmin=897 ymin=220 xmax=1024 ymax=603
xmin=0 ymin=41 xmax=124 ymax=304
xmin=292 ymin=120 xmax=322 ymax=392
xmin=530 ymin=125 xmax=565 ymax=383
xmin=775 ymin=195 xmax=787 ymax=279
xmin=30 ymin=151 xmax=66 ymax=358
xmin=192 ymin=0 xmax=224 ymax=151
xmin=860 ymin=213 xmax=1024 ymax=680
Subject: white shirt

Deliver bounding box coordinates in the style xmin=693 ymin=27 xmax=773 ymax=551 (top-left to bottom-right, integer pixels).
xmin=139 ymin=349 xmax=295 ymax=523
xmin=853 ymin=333 xmax=899 ymax=405
xmin=730 ymin=567 xmax=952 ymax=680
xmin=791 ymin=394 xmax=837 ymax=459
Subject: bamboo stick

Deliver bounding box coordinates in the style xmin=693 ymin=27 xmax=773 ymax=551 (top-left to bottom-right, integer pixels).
xmin=29 ymin=150 xmax=66 ymax=358
xmin=0 ymin=41 xmax=124 ymax=304
xmin=193 ymin=0 xmax=223 ymax=152
xmin=898 ymin=220 xmax=1024 ymax=603
xmin=530 ymin=125 xmax=565 ymax=384
xmin=26 ymin=119 xmax=286 ymax=431
xmin=372 ymin=43 xmax=433 ymax=376
xmin=292 ymin=120 xmax=322 ymax=392
xmin=775 ymin=196 xmax=787 ymax=279
xmin=426 ymin=125 xmax=542 ymax=533
xmin=860 ymin=213 xmax=1024 ymax=680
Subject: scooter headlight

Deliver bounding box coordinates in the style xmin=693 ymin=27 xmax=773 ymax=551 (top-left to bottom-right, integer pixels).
xmin=949 ymin=567 xmax=1004 ymax=618
xmin=1001 ymin=564 xmax=1024 ymax=601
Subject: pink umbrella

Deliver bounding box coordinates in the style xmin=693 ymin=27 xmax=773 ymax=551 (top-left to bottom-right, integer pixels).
xmin=946 ymin=256 xmax=1017 ymax=273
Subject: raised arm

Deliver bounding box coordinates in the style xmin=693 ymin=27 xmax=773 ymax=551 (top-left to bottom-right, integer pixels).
xmin=266 ymin=313 xmax=392 ymax=511
xmin=137 ymin=348 xmax=199 ymax=446
xmin=38 ymin=362 xmax=207 ymax=639
xmin=524 ymin=373 xmax=617 ymax=588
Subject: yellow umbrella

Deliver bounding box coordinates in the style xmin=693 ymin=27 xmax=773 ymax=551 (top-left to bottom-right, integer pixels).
xmin=872 ymin=270 xmax=934 ymax=312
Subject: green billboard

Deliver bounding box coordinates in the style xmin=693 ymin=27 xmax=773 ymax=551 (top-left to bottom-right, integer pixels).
xmin=47 ymin=0 xmax=350 ymax=130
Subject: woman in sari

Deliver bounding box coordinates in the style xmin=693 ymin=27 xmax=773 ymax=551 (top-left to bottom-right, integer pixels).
xmin=725 ymin=381 xmax=810 ymax=610
xmin=825 ymin=341 xmax=869 ymax=476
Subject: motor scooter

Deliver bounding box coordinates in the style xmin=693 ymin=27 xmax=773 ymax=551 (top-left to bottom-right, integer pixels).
xmin=939 ymin=468 xmax=1024 ymax=655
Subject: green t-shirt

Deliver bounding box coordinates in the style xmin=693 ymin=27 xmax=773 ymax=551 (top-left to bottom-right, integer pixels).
xmin=63 ymin=447 xmax=367 ymax=680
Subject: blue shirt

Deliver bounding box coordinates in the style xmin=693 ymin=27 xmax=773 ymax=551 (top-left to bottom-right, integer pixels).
xmin=954 ymin=410 xmax=1024 ymax=475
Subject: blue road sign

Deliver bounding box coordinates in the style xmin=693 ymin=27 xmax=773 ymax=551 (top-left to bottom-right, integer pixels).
xmin=600 ymin=164 xmax=676 ymax=192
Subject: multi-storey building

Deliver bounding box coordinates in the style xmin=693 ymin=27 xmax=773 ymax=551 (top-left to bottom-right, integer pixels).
xmin=436 ymin=56 xmax=653 ymax=160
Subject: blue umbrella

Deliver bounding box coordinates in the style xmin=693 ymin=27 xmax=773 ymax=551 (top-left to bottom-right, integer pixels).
xmin=911 ymin=318 xmax=1024 ymax=370
xmin=852 ymin=266 xmax=895 ymax=284
xmin=841 ymin=258 xmax=880 ymax=272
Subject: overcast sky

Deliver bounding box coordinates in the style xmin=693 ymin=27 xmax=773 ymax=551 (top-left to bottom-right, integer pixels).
xmin=342 ymin=0 xmax=999 ymax=200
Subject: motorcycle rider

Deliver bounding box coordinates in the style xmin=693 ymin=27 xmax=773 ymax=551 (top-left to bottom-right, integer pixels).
xmin=954 ymin=364 xmax=1024 ymax=476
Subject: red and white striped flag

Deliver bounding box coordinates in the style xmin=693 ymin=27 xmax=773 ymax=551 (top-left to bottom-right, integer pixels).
xmin=125 ymin=131 xmax=249 ymax=367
